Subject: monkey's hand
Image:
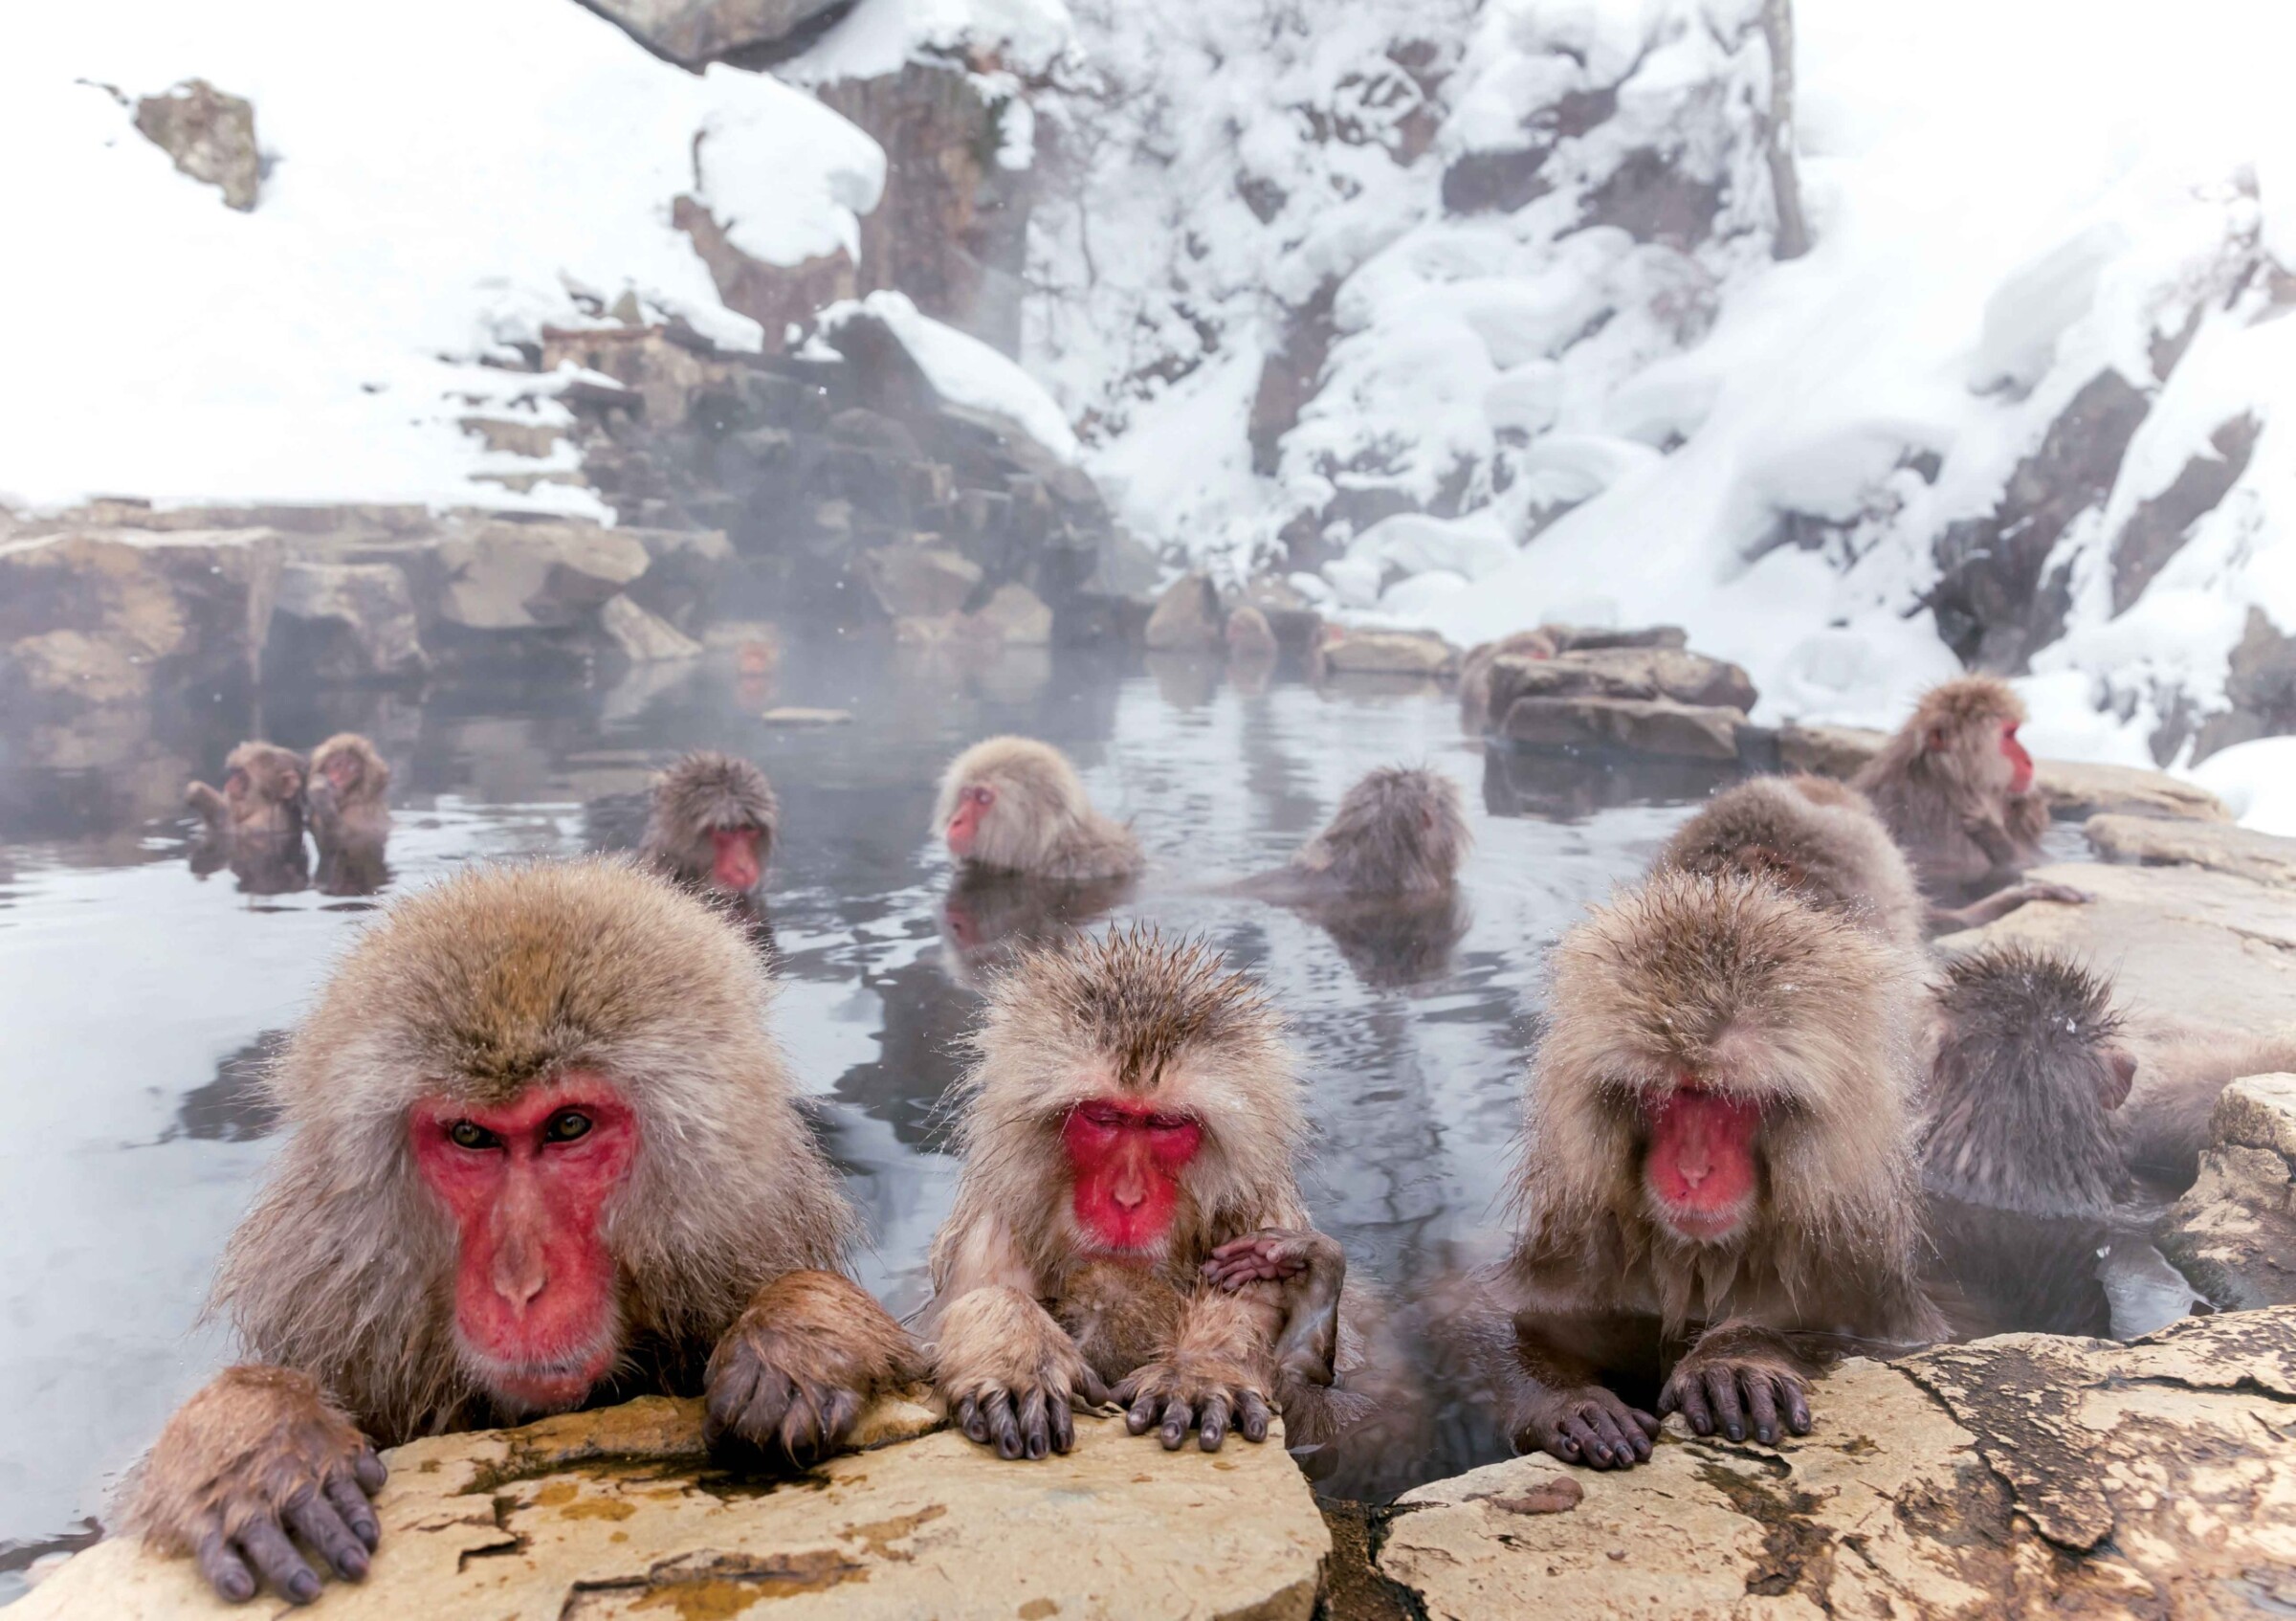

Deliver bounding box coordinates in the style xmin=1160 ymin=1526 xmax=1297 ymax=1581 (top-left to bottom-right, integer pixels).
xmin=706 ymin=1270 xmax=923 ymax=1469
xmin=2016 ymin=879 xmax=2091 ymax=906
xmin=1116 ymin=1349 xmax=1275 ymax=1454
xmin=1660 ymin=1339 xmax=1812 ymax=1447
xmin=1203 ymin=1228 xmax=1345 ymax=1391
xmin=932 ymin=1284 xmax=1109 ymax=1462
xmin=1960 ymin=813 xmax=2023 ymax=877
xmin=184 ymin=781 xmax=228 ymax=828
xmin=1509 ymin=1385 xmax=1659 ymax=1470
xmin=126 ymin=1365 xmax=385 ymax=1607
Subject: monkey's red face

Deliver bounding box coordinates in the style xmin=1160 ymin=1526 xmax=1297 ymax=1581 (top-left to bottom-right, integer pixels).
xmin=1061 ymin=1099 xmax=1202 ymax=1256
xmin=1642 ymin=1084 xmax=1762 ymax=1244
xmin=1999 ymin=721 xmax=2034 ymax=795
xmin=946 ymin=784 xmax=996 ymax=857
xmin=323 ymin=753 xmax=364 ymax=795
xmin=710 ymin=827 xmax=763 ymax=895
xmin=411 ymin=1075 xmax=639 ymax=1413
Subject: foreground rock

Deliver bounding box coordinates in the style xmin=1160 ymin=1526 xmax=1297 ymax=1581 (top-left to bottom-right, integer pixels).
xmin=2160 ymin=1074 xmax=2296 ymax=1309
xmin=1932 ymin=859 xmax=2296 ymax=1029
xmin=579 ymin=0 xmax=850 ymax=66
xmin=1777 ymin=722 xmax=2229 ymax=822
xmin=133 ymin=79 xmax=260 ymax=211
xmin=1379 ymin=1308 xmax=2296 ymax=1619
xmin=2087 ymin=812 xmax=2296 ymax=888
xmin=23 ymin=1396 xmax=1328 ymax=1620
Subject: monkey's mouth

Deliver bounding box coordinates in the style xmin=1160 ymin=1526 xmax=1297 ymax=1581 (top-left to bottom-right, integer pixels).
xmin=460 ymin=1319 xmax=622 ymax=1414
xmin=1649 ymin=1197 xmax=1752 ymax=1245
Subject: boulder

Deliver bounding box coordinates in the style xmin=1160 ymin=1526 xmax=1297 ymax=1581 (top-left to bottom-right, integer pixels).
xmin=1777 ymin=721 xmax=1884 ymax=778
xmin=430 ymin=522 xmax=651 ymax=632
xmin=1500 ymin=696 xmax=1745 ymax=762
xmin=1143 ymin=573 xmax=1225 ymax=653
xmin=2036 ymin=759 xmax=2228 ymax=822
xmin=576 ymin=0 xmax=852 ymax=66
xmin=133 ymin=79 xmax=259 ymax=211
xmin=861 ymin=544 xmax=982 ymax=620
xmin=1225 ymin=604 xmax=1279 ymax=659
xmin=268 ymin=561 xmax=428 ymax=683
xmin=621 ymin=525 xmax=735 ymax=634
xmin=1314 ymin=628 xmax=1458 ymax=677
xmin=1543 ymin=624 xmax=1688 ymax=654
xmin=19 ymin=1396 xmax=1329 ymax=1620
xmin=2159 ymin=1074 xmax=2296 ymax=1310
xmin=966 ymin=582 xmax=1053 ymax=646
xmin=1379 ymin=1309 xmax=2296 ymax=1620
xmin=1486 ymin=647 xmax=1755 ymax=715
xmin=2086 ymin=812 xmax=2296 ymax=888
xmin=1933 ymin=860 xmax=2296 ymax=1030
xmin=598 ymin=594 xmax=703 ymax=663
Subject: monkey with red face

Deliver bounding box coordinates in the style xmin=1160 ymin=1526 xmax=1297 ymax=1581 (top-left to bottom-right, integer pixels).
xmin=933 ymin=737 xmax=1143 ymax=882
xmin=185 ymin=742 xmax=311 ymax=896
xmin=923 ymin=928 xmax=1348 ymax=1460
xmin=124 ymin=861 xmax=918 ymax=1605
xmin=305 ymin=733 xmax=391 ymax=897
xmin=1852 ymin=676 xmax=2058 ymax=895
xmin=641 ymin=751 xmax=778 ymax=915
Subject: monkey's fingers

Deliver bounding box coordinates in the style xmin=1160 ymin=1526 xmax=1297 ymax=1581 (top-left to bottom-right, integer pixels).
xmin=193 ymin=1527 xmax=258 ymax=1605
xmin=1781 ymin=1377 xmax=1813 ymax=1435
xmin=738 ymin=1368 xmax=798 ymax=1452
xmin=984 ymin=1389 xmax=1024 ymax=1460
xmin=956 ymin=1393 xmax=989 ymax=1445
xmin=354 ymin=1447 xmax=388 ymax=1495
xmin=1557 ymin=1414 xmax=1611 ymax=1467
xmin=1703 ymin=1367 xmax=1748 ymax=1443
xmin=1049 ymin=1392 xmax=1075 ymax=1454
xmin=235 ymin=1515 xmax=322 ymax=1605
xmin=1017 ymin=1387 xmax=1051 ymax=1460
xmin=1158 ymin=1397 xmax=1195 ymax=1451
xmin=1663 ymin=1376 xmax=1714 ymax=1436
xmin=703 ymin=1358 xmax=762 ymax=1443
xmin=2035 ymin=882 xmax=2091 ymax=905
xmin=284 ymin=1487 xmax=371 ymax=1582
xmin=323 ymin=1473 xmax=382 ymax=1552
xmin=1071 ymin=1364 xmax=1114 ymax=1409
xmin=1123 ymin=1388 xmax=1159 ymax=1436
xmin=1743 ymin=1375 xmax=1781 ymax=1446
xmin=1585 ymin=1403 xmax=1646 ymax=1466
xmin=1198 ymin=1392 xmax=1231 ymax=1452
xmin=1237 ymin=1390 xmax=1272 ymax=1444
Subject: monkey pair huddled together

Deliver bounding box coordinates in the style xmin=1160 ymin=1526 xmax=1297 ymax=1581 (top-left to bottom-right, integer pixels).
xmin=185 ymin=734 xmax=393 ymax=898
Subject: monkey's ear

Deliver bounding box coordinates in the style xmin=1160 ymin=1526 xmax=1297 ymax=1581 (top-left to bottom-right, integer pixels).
xmin=1924 ymin=725 xmax=1948 ymax=752
xmin=2101 ymin=1048 xmax=2137 ymax=1110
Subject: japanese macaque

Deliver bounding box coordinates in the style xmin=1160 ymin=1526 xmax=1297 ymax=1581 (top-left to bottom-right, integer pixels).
xmin=1225 ymin=605 xmax=1279 ymax=661
xmin=126 ymin=860 xmax=919 ymax=1604
xmin=1244 ymin=766 xmax=1470 ymax=901
xmin=1852 ymin=676 xmax=2057 ymax=893
xmin=640 ymin=750 xmax=778 ymax=910
xmin=305 ymin=733 xmax=391 ymax=898
xmin=2120 ymin=1024 xmax=2296 ymax=1189
xmin=1496 ymin=872 xmax=1937 ymax=1468
xmin=923 ymin=928 xmax=1348 ymax=1460
xmin=1458 ymin=628 xmax=1557 ymax=732
xmin=186 ymin=742 xmax=310 ymax=896
xmin=1658 ymin=775 xmax=2082 ymax=944
xmin=934 ymin=737 xmax=1144 ymax=882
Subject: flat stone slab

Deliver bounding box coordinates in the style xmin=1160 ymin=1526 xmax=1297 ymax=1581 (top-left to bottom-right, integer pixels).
xmin=2161 ymin=1074 xmax=2296 ymax=1309
xmin=1379 ymin=1307 xmax=2296 ymax=1619
xmin=1932 ymin=860 xmax=2296 ymax=1030
xmin=1775 ymin=724 xmax=2228 ymax=822
xmin=23 ymin=1396 xmax=1328 ymax=1620
xmin=2086 ymin=812 xmax=2296 ymax=888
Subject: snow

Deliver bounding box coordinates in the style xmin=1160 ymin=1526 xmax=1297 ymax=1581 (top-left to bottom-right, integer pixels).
xmin=2186 ymin=738 xmax=2296 ymax=836
xmin=787 ymin=0 xmax=1073 ymax=81
xmin=0 ymin=0 xmax=885 ymax=514
xmin=826 ymin=290 xmax=1081 ymax=461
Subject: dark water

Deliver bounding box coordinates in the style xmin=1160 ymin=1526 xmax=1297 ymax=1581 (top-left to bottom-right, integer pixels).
xmin=0 ymin=640 xmax=2171 ymax=1587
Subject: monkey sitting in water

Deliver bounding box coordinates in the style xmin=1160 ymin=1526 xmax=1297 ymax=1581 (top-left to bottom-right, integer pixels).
xmin=934 ymin=737 xmax=1144 ymax=882
xmin=185 ymin=742 xmax=310 ymax=896
xmin=305 ymin=733 xmax=391 ymax=898
xmin=640 ymin=751 xmax=779 ymax=913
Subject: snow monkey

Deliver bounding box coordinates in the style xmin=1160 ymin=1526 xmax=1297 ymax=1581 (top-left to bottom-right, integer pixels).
xmin=1457 ymin=627 xmax=1558 ymax=732
xmin=924 ymin=927 xmax=1346 ymax=1460
xmin=305 ymin=733 xmax=391 ymax=897
xmin=640 ymin=750 xmax=779 ymax=907
xmin=186 ymin=741 xmax=307 ymax=848
xmin=1242 ymin=766 xmax=1470 ymax=901
xmin=126 ymin=860 xmax=919 ymax=1605
xmin=933 ymin=736 xmax=1144 ymax=882
xmin=1852 ymin=675 xmax=2060 ymax=894
xmin=1498 ymin=871 xmax=1938 ymax=1468
xmin=1659 ymin=774 xmax=2083 ymax=944
xmin=2120 ymin=1024 xmax=2296 ymax=1189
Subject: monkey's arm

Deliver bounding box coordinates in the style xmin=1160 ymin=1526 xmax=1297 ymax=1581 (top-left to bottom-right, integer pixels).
xmin=932 ymin=1284 xmax=1109 ymax=1460
xmin=184 ymin=781 xmax=228 ymax=830
xmin=125 ymin=1365 xmax=386 ymax=1606
xmin=1203 ymin=1226 xmax=1345 ymax=1391
xmin=1958 ymin=812 xmax=2025 ymax=877
xmin=1491 ymin=1313 xmax=1660 ymax=1471
xmin=1660 ymin=1320 xmax=1813 ymax=1446
xmin=704 ymin=1271 xmax=924 ymax=1467
xmin=1926 ymin=879 xmax=2091 ymax=934
xmin=1118 ymin=1287 xmax=1283 ymax=1453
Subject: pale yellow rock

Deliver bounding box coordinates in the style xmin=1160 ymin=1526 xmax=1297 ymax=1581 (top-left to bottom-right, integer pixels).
xmin=2086 ymin=811 xmax=2296 ymax=888
xmin=23 ymin=1395 xmax=1327 ymax=1621
xmin=1932 ymin=859 xmax=2296 ymax=1029
xmin=2160 ymin=1076 xmax=2296 ymax=1309
xmin=1773 ymin=724 xmax=2228 ymax=823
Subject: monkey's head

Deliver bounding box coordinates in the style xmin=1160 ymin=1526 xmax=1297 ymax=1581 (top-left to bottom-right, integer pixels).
xmin=241 ymin=860 xmax=846 ymax=1425
xmin=648 ymin=751 xmax=778 ymax=899
xmin=1295 ymin=766 xmax=1471 ymax=896
xmin=958 ymin=926 xmax=1300 ymax=1271
xmin=1530 ymin=872 xmax=1925 ymax=1262
xmin=221 ymin=742 xmax=306 ymax=830
xmin=934 ymin=736 xmax=1093 ymax=873
xmin=1914 ymin=676 xmax=2033 ymax=796
xmin=1660 ymin=776 xmax=1918 ymax=944
xmin=1925 ymin=944 xmax=2131 ymax=1214
xmin=307 ymin=734 xmax=387 ymax=820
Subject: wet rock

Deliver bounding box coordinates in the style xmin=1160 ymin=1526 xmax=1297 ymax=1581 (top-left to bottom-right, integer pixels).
xmin=1500 ymin=696 xmax=1745 ymax=761
xmin=599 ymin=594 xmax=702 ymax=663
xmin=133 ymin=79 xmax=259 ymax=211
xmin=20 ymin=1395 xmax=1329 ymax=1620
xmin=1777 ymin=720 xmax=1884 ymax=778
xmin=1225 ymin=604 xmax=1278 ymax=658
xmin=2200 ymin=605 xmax=2296 ymax=759
xmin=1380 ymin=1309 xmax=2296 ymax=1620
xmin=1933 ymin=860 xmax=2296 ymax=1030
xmin=269 ymin=561 xmax=428 ymax=684
xmin=621 ymin=525 xmax=734 ymax=634
xmin=1232 ymin=578 xmax=1322 ymax=655
xmin=577 ymin=0 xmax=852 ymax=67
xmin=1485 ymin=647 xmax=1755 ymax=719
xmin=2086 ymin=812 xmax=2296 ymax=888
xmin=1143 ymin=572 xmax=1224 ymax=653
xmin=2034 ymin=758 xmax=2228 ymax=822
xmin=2159 ymin=1074 xmax=2296 ymax=1310
xmin=1314 ymin=628 xmax=1459 ymax=678
xmin=0 ymin=526 xmax=281 ymax=713
xmin=761 ymin=706 xmax=851 ymax=725
xmin=428 ymin=522 xmax=651 ymax=632
xmin=2109 ymin=413 xmax=2258 ymax=613
xmin=862 ymin=544 xmax=983 ymax=619
xmin=673 ymin=197 xmax=857 ymax=355
xmin=1542 ymin=624 xmax=1689 ymax=654
xmin=965 ymin=582 xmax=1052 ymax=646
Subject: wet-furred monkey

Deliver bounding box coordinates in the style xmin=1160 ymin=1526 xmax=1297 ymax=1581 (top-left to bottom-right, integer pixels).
xmin=1241 ymin=766 xmax=1469 ymax=901
xmin=641 ymin=750 xmax=779 ymax=910
xmin=305 ymin=733 xmax=391 ymax=897
xmin=923 ymin=927 xmax=1348 ymax=1460
xmin=1852 ymin=676 xmax=2059 ymax=894
xmin=124 ymin=860 xmax=918 ymax=1604
xmin=185 ymin=741 xmax=310 ymax=895
xmin=1497 ymin=871 xmax=1938 ymax=1468
xmin=934 ymin=737 xmax=1144 ymax=882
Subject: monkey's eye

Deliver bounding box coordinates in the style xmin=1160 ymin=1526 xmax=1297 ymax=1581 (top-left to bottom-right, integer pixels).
xmin=543 ymin=1109 xmax=593 ymax=1144
xmin=966 ymin=786 xmax=996 ymax=808
xmin=447 ymin=1121 xmax=501 ymax=1151
xmin=1144 ymin=1113 xmax=1196 ymax=1133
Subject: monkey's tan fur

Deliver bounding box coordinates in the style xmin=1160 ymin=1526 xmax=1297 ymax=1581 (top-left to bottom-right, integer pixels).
xmin=641 ymin=750 xmax=779 ymax=894
xmin=933 ymin=736 xmax=1143 ymax=881
xmin=1458 ymin=628 xmax=1558 ymax=732
xmin=2123 ymin=1025 xmax=2296 ymax=1187
xmin=1285 ymin=766 xmax=1470 ymax=897
xmin=186 ymin=741 xmax=308 ymax=845
xmin=1512 ymin=871 xmax=1938 ymax=1341
xmin=1853 ymin=676 xmax=2046 ymax=890
xmin=1658 ymin=775 xmax=1925 ymax=951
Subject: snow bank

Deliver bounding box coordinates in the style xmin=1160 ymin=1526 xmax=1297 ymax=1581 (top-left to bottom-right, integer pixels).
xmin=2186 ymin=737 xmax=2296 ymax=836
xmin=0 ymin=0 xmax=883 ymax=513
xmin=823 ymin=290 xmax=1081 ymax=459
xmin=789 ymin=0 xmax=1073 ymax=82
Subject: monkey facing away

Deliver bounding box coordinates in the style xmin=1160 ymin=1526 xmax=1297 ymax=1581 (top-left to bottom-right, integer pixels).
xmin=1496 ymin=871 xmax=1938 ymax=1468
xmin=125 ymin=860 xmax=919 ymax=1605
xmin=2120 ymin=1023 xmax=2296 ymax=1190
xmin=1458 ymin=628 xmax=1558 ymax=733
xmin=305 ymin=733 xmax=391 ymax=898
xmin=922 ymin=927 xmax=1349 ymax=1460
xmin=640 ymin=750 xmax=779 ymax=910
xmin=1852 ymin=676 xmax=2062 ymax=895
xmin=186 ymin=742 xmax=310 ymax=896
xmin=934 ymin=737 xmax=1144 ymax=882
xmin=1239 ymin=766 xmax=1470 ymax=902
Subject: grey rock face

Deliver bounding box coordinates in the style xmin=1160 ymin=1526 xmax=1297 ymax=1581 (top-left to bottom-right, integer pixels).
xmin=133 ymin=79 xmax=260 ymax=210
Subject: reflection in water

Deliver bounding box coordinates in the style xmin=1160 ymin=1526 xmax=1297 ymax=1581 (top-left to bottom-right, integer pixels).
xmin=188 ymin=829 xmax=310 ymax=897
xmin=938 ymin=871 xmax=1134 ymax=987
xmin=164 ymin=1031 xmax=290 ymax=1144
xmin=1482 ymin=743 xmax=1743 ymax=820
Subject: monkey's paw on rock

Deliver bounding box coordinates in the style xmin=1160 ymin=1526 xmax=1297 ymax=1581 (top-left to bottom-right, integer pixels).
xmin=21 ymin=1394 xmax=1330 ymax=1620
xmin=1373 ymin=1306 xmax=2296 ymax=1620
